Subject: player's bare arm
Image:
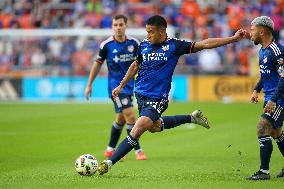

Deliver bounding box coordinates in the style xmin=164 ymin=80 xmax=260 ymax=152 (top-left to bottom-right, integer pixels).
xmin=192 ymin=29 xmax=249 ymax=53
xmin=252 ymin=76 xmax=263 ymax=104
xmin=112 ymin=60 xmax=139 ymax=98
xmin=84 ymin=61 xmax=103 ymax=100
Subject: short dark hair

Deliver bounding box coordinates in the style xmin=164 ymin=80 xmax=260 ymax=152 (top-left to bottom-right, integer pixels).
xmin=146 ymin=15 xmax=167 ymax=29
xmin=113 ymin=14 xmax=128 ymax=24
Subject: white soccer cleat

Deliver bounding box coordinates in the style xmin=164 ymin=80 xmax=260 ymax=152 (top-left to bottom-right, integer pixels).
xmin=191 ymin=110 xmax=210 ymax=129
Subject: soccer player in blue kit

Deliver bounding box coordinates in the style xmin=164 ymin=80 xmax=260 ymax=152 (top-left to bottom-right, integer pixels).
xmin=246 ymin=16 xmax=284 ymax=180
xmin=97 ymin=15 xmax=249 ymax=175
xmin=85 ymin=15 xmax=147 ymax=161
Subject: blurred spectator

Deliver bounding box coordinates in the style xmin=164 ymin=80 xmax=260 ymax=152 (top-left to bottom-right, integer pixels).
xmin=47 ymin=37 xmax=63 ymax=64
xmin=180 ymin=0 xmax=200 ymax=19
xmin=222 ymin=45 xmax=238 ymax=75
xmin=0 ymin=0 xmax=283 ymax=76
xmin=31 ymin=47 xmax=46 ymax=68
xmin=71 ymin=47 xmax=93 ymax=76
xmin=238 ymin=45 xmax=252 ymax=75
xmin=198 ymin=49 xmax=222 ymax=74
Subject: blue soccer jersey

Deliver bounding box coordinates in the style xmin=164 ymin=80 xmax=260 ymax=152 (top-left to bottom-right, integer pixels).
xmin=96 ymin=36 xmax=139 ymax=97
xmin=135 ymin=38 xmax=194 ymax=99
xmin=258 ymin=41 xmax=284 ymax=106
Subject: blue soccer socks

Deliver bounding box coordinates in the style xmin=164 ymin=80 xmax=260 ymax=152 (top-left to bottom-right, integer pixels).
xmin=108 ymin=122 xmax=123 ymax=148
xmin=109 ymin=135 xmax=137 ymax=165
xmin=275 ymin=132 xmax=284 ymax=157
xmin=258 ymin=136 xmax=273 ymax=171
xmin=126 ymin=124 xmax=141 ymax=151
xmin=161 ymin=115 xmax=191 ymax=129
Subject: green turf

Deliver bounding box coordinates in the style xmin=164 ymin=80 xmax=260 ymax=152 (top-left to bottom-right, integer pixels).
xmin=0 ymin=102 xmax=283 ymax=189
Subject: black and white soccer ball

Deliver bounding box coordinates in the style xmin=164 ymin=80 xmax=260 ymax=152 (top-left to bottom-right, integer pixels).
xmin=75 ymin=154 xmax=98 ymax=176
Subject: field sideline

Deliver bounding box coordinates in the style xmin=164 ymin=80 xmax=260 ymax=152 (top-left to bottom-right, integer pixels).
xmin=0 ymin=102 xmax=283 ymax=189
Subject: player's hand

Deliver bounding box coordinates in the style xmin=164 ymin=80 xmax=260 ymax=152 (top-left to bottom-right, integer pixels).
xmin=234 ymin=29 xmax=250 ymax=41
xmin=112 ymin=85 xmax=122 ymax=98
xmin=264 ymin=100 xmax=276 ymax=114
xmin=84 ymin=86 xmax=92 ymax=101
xmin=250 ymin=90 xmax=259 ymax=104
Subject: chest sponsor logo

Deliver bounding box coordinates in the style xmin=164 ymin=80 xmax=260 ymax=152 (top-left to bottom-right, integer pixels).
xmin=260 ymin=64 xmax=270 ymax=74
xmin=113 ymin=54 xmax=135 ymax=63
xmin=143 ymin=52 xmax=168 ymax=61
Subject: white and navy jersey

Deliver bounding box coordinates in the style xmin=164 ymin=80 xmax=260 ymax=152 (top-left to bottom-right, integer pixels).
xmin=96 ymin=36 xmax=139 ymax=96
xmin=258 ymin=40 xmax=284 ymax=106
xmin=135 ymin=37 xmax=194 ymax=99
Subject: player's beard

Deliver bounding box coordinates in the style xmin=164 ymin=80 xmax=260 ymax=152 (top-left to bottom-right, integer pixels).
xmin=253 ymin=36 xmax=261 ymax=45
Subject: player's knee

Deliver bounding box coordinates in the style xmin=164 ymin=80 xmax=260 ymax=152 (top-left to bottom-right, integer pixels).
xmin=148 ymin=120 xmax=162 ymax=133
xmin=125 ymin=114 xmax=136 ymax=124
xmin=123 ymin=109 xmax=136 ymax=124
xmin=130 ymin=126 xmax=145 ymax=139
xmin=257 ymin=118 xmax=272 ymax=136
xmin=115 ymin=119 xmax=125 ymax=126
xmin=270 ymin=129 xmax=282 ymax=139
xmin=131 ymin=116 xmax=153 ymax=137
xmin=115 ymin=113 xmax=125 ymax=125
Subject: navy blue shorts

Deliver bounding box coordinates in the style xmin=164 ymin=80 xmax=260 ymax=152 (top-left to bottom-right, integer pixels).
xmin=135 ymin=92 xmax=169 ymax=122
xmin=261 ymin=103 xmax=284 ymax=129
xmin=111 ymin=93 xmax=133 ymax=113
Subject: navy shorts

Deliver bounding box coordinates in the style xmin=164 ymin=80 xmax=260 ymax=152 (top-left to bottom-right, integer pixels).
xmin=135 ymin=92 xmax=169 ymax=122
xmin=111 ymin=93 xmax=133 ymax=113
xmin=261 ymin=103 xmax=284 ymax=129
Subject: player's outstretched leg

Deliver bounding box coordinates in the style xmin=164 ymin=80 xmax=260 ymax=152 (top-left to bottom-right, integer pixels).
xmin=161 ymin=110 xmax=210 ymax=129
xmin=158 ymin=110 xmax=210 ymax=132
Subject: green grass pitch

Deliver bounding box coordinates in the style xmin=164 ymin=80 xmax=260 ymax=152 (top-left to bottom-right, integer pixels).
xmin=0 ymin=102 xmax=283 ymax=189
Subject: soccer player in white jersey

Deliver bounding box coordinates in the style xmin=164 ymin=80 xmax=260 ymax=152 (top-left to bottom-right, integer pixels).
xmin=85 ymin=15 xmax=147 ymax=161
xmin=246 ymin=16 xmax=284 ymax=180
xmin=97 ymin=15 xmax=249 ymax=175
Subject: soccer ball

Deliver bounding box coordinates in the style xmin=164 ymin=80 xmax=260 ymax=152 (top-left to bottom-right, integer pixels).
xmin=75 ymin=154 xmax=98 ymax=176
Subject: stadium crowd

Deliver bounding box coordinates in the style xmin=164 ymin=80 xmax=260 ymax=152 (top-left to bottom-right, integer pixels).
xmin=0 ymin=0 xmax=283 ymax=76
